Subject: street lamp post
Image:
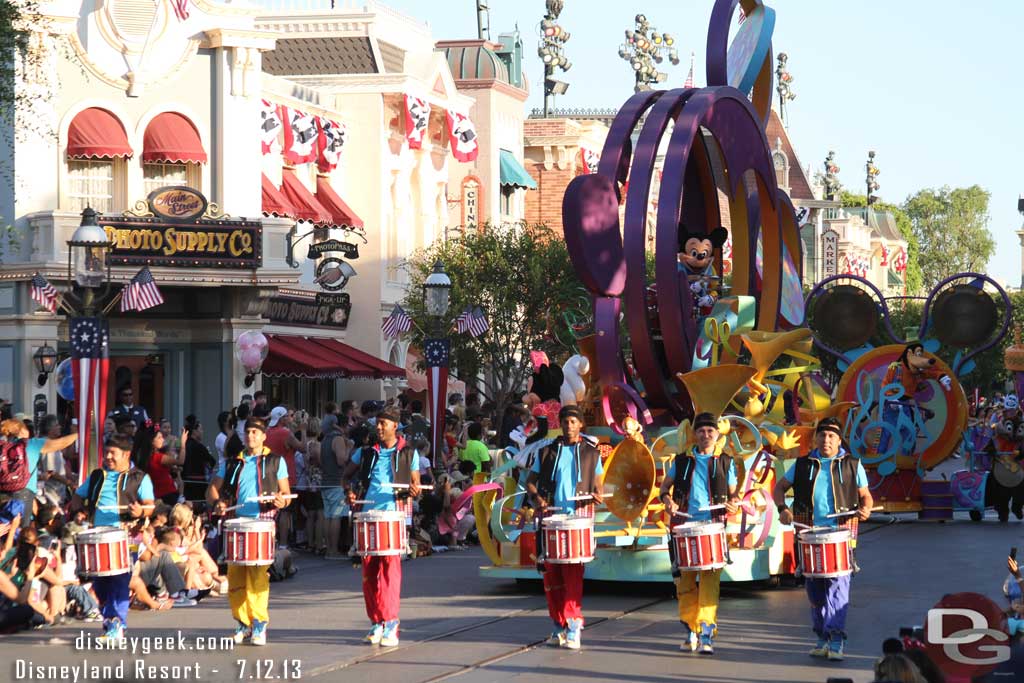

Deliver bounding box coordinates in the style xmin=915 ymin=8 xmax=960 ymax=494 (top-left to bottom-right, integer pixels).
xmin=618 ymin=13 xmax=679 ymax=93
xmin=33 ymin=343 xmax=58 ymax=386
xmin=539 ymin=0 xmax=571 ymax=117
xmin=422 ymin=261 xmax=453 ymax=463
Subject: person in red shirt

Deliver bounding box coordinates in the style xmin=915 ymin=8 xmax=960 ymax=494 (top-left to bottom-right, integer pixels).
xmin=265 ymin=407 xmax=304 ymax=548
xmin=134 ymin=422 xmax=186 ymax=506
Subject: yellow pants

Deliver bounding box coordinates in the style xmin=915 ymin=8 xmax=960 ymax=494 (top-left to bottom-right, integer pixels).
xmin=674 ymin=569 xmax=721 ymax=633
xmin=228 ymin=564 xmax=269 ymax=626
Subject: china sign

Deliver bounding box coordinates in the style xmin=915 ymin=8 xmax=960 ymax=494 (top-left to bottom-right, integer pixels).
xmin=822 ymin=229 xmax=839 ymax=277
xmin=462 ymin=176 xmax=482 ymax=228
xmin=100 ymin=186 xmax=262 ymax=269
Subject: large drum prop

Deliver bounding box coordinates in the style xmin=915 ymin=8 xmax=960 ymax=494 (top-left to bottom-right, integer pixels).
xmin=76 ymin=527 xmax=130 ymax=577
xmin=353 ymin=510 xmax=407 ymax=557
xmin=224 ymin=518 xmax=276 ymax=566
xmin=672 ymin=522 xmax=728 ymax=571
xmin=798 ymin=528 xmax=853 ymax=578
xmin=541 ymin=514 xmax=595 ymax=564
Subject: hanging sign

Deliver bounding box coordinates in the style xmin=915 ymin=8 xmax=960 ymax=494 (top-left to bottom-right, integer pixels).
xmin=307 ymin=239 xmax=359 ymax=259
xmin=822 ymin=229 xmax=839 ymax=277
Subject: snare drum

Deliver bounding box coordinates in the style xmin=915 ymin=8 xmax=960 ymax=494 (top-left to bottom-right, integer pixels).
xmin=541 ymin=514 xmax=595 ymax=564
xmin=672 ymin=522 xmax=728 ymax=571
xmin=353 ymin=510 xmax=407 ymax=557
xmin=76 ymin=527 xmax=131 ymax=577
xmin=798 ymin=528 xmax=853 ymax=578
xmin=223 ymin=518 xmax=276 ymax=566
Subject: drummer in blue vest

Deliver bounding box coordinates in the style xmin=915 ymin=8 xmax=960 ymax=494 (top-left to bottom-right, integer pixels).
xmin=658 ymin=412 xmax=739 ymax=655
xmin=69 ymin=433 xmax=155 ymax=645
xmin=772 ymin=417 xmax=873 ymax=661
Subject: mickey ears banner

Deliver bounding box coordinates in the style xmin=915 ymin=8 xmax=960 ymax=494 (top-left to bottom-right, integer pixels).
xmin=446 ymin=110 xmax=479 ymax=163
xmin=404 ymin=95 xmax=430 ymax=150
xmin=263 ymin=102 xmax=348 ymax=172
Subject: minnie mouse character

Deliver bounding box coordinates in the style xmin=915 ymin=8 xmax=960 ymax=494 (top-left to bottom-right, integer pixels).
xmin=678 ymin=227 xmax=728 ymax=319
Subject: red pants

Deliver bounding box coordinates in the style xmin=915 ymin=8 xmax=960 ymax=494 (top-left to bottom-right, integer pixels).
xmin=362 ymin=556 xmax=401 ymax=623
xmin=543 ymin=562 xmax=585 ymax=627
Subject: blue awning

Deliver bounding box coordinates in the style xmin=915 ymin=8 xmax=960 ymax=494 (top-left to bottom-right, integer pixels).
xmin=499 ymin=149 xmax=537 ymax=190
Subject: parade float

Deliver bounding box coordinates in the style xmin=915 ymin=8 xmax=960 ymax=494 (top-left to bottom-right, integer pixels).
xmin=475 ymin=0 xmax=828 ymax=584
xmin=804 ymin=274 xmax=1010 ymax=520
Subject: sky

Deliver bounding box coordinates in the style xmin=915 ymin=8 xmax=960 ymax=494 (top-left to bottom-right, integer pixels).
xmin=384 ymin=0 xmax=1024 ymax=287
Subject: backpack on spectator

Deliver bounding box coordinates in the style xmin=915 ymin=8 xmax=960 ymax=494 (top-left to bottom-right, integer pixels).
xmin=0 ymin=439 xmax=29 ymax=492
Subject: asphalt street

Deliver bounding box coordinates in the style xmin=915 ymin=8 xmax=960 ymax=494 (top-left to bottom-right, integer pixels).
xmin=2 ymin=510 xmax=1021 ymax=683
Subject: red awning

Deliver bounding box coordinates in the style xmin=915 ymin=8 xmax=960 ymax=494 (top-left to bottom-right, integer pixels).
xmin=280 ymin=168 xmax=332 ymax=224
xmin=262 ymin=174 xmax=295 ymax=217
xmin=263 ymin=334 xmax=406 ymax=380
xmin=142 ymin=112 xmax=207 ymax=163
xmin=315 ymin=175 xmax=365 ymax=229
xmin=67 ymin=108 xmax=132 ymax=160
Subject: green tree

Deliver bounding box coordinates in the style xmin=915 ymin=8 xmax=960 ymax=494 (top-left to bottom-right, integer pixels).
xmin=402 ymin=223 xmax=585 ymax=416
xmin=901 ymin=186 xmax=995 ymax=288
xmin=840 ymin=191 xmax=924 ymax=294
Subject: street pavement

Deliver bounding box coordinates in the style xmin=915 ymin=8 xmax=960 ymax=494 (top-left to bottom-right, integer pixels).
xmin=2 ymin=510 xmax=1021 ymax=683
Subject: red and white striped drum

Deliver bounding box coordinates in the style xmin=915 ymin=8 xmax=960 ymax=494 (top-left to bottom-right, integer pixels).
xmin=798 ymin=528 xmax=853 ymax=578
xmin=396 ymin=497 xmax=413 ymax=527
xmin=354 ymin=510 xmax=407 ymax=557
xmin=542 ymin=514 xmax=595 ymax=564
xmin=224 ymin=518 xmax=276 ymax=566
xmin=672 ymin=522 xmax=728 ymax=571
xmin=75 ymin=527 xmax=130 ymax=577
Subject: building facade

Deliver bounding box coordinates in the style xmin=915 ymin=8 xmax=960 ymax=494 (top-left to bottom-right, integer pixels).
xmin=0 ymin=0 xmax=510 ymax=431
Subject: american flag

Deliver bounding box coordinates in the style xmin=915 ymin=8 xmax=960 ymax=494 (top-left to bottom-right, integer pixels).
xmin=381 ymin=304 xmax=412 ymax=338
xmin=454 ymin=306 xmax=473 ymax=334
xmin=738 ymin=8 xmax=746 ymax=24
xmin=30 ymin=273 xmax=59 ymax=313
xmin=468 ymin=307 xmax=489 ymax=338
xmin=423 ymin=338 xmax=450 ymax=463
xmin=683 ymin=52 xmax=695 ymax=88
xmin=121 ymin=267 xmax=164 ymax=312
xmin=70 ymin=317 xmax=110 ymax=486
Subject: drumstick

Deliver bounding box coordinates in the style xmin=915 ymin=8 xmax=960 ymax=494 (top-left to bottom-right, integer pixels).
xmin=383 ymin=483 xmax=435 ymax=490
xmin=245 ymin=494 xmax=298 ymax=502
xmin=825 ymin=506 xmax=884 ymax=519
xmin=792 ymin=522 xmax=833 ymax=533
xmin=98 ymin=504 xmax=155 ymax=511
xmin=699 ymin=504 xmax=726 ymax=512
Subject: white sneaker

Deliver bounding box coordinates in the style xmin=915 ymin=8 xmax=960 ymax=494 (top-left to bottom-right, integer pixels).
xmin=680 ymin=630 xmax=698 ymax=652
xmin=380 ymin=620 xmax=399 ymax=647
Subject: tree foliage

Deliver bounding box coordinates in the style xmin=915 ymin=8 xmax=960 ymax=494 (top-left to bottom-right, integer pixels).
xmin=840 ymin=191 xmax=924 ymax=294
xmin=901 ymin=185 xmax=995 ymax=288
xmin=402 ymin=223 xmax=586 ymax=414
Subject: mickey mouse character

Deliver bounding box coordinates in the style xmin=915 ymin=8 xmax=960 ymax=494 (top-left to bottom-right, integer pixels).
xmin=678 ymin=227 xmax=728 ymax=319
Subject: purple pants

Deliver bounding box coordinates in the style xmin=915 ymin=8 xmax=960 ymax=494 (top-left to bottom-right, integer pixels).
xmin=806 ymin=575 xmax=851 ymax=640
xmin=93 ymin=572 xmax=131 ymax=629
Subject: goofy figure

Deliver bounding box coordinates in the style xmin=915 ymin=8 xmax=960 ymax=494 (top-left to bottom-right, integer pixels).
xmin=678 ymin=227 xmax=728 ymax=320
xmin=875 ymin=343 xmax=952 ymax=458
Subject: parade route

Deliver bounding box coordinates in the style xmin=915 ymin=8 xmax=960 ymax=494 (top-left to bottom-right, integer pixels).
xmin=3 ymin=513 xmax=1018 ymax=683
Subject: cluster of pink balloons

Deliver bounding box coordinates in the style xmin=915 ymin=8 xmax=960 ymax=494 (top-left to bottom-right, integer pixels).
xmin=235 ymin=330 xmax=268 ymax=373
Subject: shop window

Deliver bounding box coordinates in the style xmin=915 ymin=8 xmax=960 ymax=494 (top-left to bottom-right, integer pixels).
xmin=68 ymin=158 xmax=124 ymax=213
xmin=500 ymin=186 xmax=515 ymax=218
xmin=143 ymin=161 xmax=200 ymax=194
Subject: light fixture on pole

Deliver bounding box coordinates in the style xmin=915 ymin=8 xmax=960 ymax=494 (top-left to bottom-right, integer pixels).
xmin=538 ymin=0 xmax=571 ymax=117
xmin=823 ymin=150 xmax=842 ymax=202
xmin=423 ymin=261 xmax=452 ymax=319
xmin=866 ymin=151 xmax=881 ymax=206
xmin=618 ymin=13 xmax=679 ymax=92
xmin=66 ymin=207 xmax=113 ymax=315
xmin=775 ymin=52 xmax=796 ymax=126
xmin=33 ymin=343 xmax=58 ymax=386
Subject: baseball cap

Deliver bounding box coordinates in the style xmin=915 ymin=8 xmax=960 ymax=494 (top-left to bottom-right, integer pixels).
xmin=693 ymin=412 xmax=718 ymax=430
xmin=378 ymin=408 xmax=400 ymax=424
xmin=268 ymin=406 xmax=288 ymax=428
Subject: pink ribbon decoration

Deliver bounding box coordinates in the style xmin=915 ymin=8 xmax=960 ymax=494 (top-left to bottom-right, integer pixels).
xmin=438 ymin=482 xmax=504 ymax=535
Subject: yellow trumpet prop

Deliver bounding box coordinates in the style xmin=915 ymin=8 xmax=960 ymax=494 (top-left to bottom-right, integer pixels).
xmin=677 ymin=365 xmax=758 ymax=419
